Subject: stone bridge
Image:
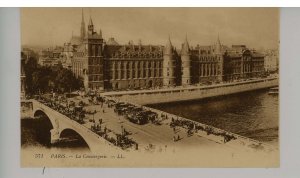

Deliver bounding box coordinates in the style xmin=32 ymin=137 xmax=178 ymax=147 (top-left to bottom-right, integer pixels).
xmin=31 ymin=100 xmax=119 ymax=153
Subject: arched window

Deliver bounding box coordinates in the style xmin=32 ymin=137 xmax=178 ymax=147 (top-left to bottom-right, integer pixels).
xmin=143 ymin=68 xmax=146 ymax=78
xmin=95 ymin=45 xmax=98 ymax=56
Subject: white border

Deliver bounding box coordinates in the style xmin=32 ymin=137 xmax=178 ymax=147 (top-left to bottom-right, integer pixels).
xmin=1 ymin=0 xmax=300 ymax=7
xmin=1 ymin=7 xmax=300 ymax=178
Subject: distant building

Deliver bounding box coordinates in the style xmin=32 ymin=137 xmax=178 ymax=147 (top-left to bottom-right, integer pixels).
xmin=223 ymin=46 xmax=265 ymax=81
xmin=65 ymin=10 xmax=265 ymax=92
xmin=38 ymin=46 xmax=63 ymax=67
xmin=264 ymin=49 xmax=279 ymax=72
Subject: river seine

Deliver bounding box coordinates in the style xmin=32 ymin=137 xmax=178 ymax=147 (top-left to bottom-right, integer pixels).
xmin=148 ymin=89 xmax=279 ymax=146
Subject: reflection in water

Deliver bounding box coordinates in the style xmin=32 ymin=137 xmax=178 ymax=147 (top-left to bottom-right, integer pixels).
xmin=148 ymin=89 xmax=279 ymax=145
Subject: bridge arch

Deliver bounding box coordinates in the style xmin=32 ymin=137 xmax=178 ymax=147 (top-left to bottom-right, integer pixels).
xmin=31 ymin=100 xmax=118 ymax=152
xmin=33 ymin=109 xmax=56 ymax=130
xmin=59 ymin=128 xmax=91 ymax=150
xmin=33 ymin=109 xmax=55 ymax=145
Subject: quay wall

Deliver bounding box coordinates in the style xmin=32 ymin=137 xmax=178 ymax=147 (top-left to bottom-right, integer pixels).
xmin=103 ymin=77 xmax=279 ymax=105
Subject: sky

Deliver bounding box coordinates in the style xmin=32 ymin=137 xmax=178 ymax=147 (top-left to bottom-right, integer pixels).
xmin=21 ymin=8 xmax=279 ymax=50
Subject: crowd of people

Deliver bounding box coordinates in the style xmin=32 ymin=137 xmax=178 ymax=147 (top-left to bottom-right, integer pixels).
xmin=90 ymin=117 xmax=137 ymax=150
xmin=38 ymin=95 xmax=85 ymax=124
xmin=168 ymin=116 xmax=237 ymax=143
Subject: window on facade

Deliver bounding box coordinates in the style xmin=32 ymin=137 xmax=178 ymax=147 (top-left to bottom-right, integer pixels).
xmin=115 ymin=70 xmax=119 ymax=79
xmin=132 ymin=69 xmax=135 ymax=78
xmin=127 ymin=69 xmax=130 ymax=79
xmin=95 ymin=45 xmax=98 ymax=56
xmin=92 ymin=45 xmax=96 ymax=56
xmin=137 ymin=62 xmax=140 ymax=69
xmin=143 ymin=69 xmax=146 ymax=78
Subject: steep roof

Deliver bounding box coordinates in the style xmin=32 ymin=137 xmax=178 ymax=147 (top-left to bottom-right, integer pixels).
xmin=106 ymin=38 xmax=119 ymax=45
xmin=104 ymin=44 xmax=163 ymax=58
xmin=181 ymin=35 xmax=190 ymax=55
xmin=70 ymin=36 xmax=82 ymax=46
xmin=163 ymin=36 xmax=173 ymax=55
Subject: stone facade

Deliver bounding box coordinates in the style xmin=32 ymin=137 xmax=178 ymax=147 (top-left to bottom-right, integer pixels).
xmin=67 ymin=11 xmax=265 ymax=92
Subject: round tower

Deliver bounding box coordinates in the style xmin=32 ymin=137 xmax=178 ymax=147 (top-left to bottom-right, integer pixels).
xmin=181 ymin=35 xmax=191 ymax=86
xmin=163 ymin=36 xmax=176 ymax=87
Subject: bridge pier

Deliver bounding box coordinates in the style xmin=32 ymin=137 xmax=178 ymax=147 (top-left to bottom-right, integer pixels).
xmin=50 ymin=129 xmax=60 ymax=144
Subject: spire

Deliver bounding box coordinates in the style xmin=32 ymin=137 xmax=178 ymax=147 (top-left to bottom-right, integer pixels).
xmin=164 ymin=35 xmax=173 ymax=55
xmin=89 ymin=16 xmax=93 ymax=26
xmin=88 ymin=15 xmax=94 ymax=34
xmin=184 ymin=33 xmax=189 ymax=48
xmin=217 ymin=33 xmax=221 ymax=45
xmin=181 ymin=34 xmax=190 ymax=55
xmin=80 ymin=8 xmax=86 ymax=40
xmin=168 ymin=35 xmax=172 ymax=46
xmin=81 ymin=8 xmax=84 ymax=22
xmin=215 ymin=33 xmax=222 ymax=54
xmin=99 ymin=29 xmax=102 ymax=38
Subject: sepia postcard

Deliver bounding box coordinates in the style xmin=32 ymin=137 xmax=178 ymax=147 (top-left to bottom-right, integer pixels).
xmin=20 ymin=7 xmax=279 ymax=167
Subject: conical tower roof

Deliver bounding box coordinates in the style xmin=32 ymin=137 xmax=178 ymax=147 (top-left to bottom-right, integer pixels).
xmin=99 ymin=29 xmax=102 ymax=38
xmin=215 ymin=33 xmax=222 ymax=54
xmin=88 ymin=16 xmax=93 ymax=26
xmin=181 ymin=34 xmax=190 ymax=55
xmin=164 ymin=35 xmax=173 ymax=55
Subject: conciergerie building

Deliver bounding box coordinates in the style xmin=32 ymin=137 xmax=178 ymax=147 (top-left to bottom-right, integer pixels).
xmin=63 ymin=11 xmax=265 ymax=92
